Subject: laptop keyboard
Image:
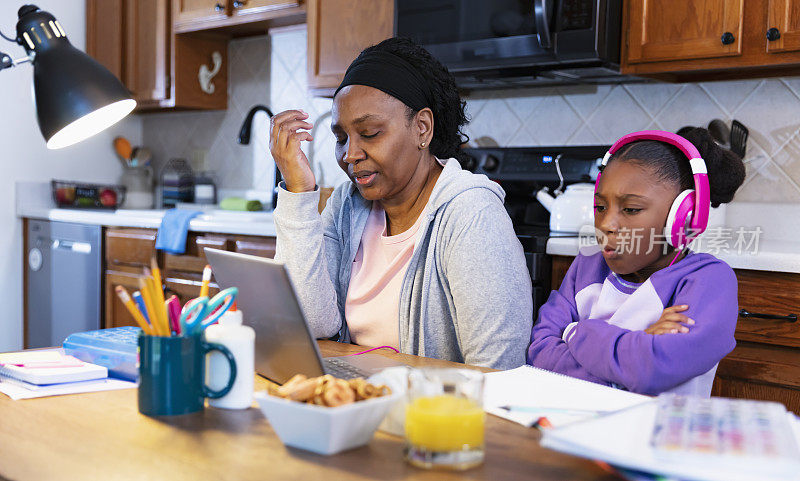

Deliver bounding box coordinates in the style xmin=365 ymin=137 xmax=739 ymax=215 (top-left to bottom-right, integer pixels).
xmin=322 ymin=358 xmax=370 ymax=380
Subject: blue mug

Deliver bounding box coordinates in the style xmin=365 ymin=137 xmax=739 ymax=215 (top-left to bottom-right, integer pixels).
xmin=138 ymin=333 xmax=236 ymax=416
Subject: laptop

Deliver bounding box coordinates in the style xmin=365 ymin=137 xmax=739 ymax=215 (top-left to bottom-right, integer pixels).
xmin=204 ymin=248 xmax=405 ymax=384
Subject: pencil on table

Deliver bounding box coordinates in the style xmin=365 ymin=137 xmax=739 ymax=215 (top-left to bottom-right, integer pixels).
xmin=200 ymin=264 xmax=212 ymax=298
xmin=115 ymin=286 xmax=153 ymax=335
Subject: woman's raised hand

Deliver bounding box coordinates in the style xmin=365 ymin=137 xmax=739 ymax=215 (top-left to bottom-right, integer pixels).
xmin=269 ymin=110 xmax=317 ymax=193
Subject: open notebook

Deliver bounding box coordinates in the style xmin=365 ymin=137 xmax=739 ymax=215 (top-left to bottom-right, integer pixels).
xmin=483 ymin=365 xmax=651 ymax=427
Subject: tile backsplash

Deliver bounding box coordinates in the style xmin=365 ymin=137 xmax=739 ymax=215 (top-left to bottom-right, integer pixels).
xmin=141 ymin=26 xmax=800 ymax=204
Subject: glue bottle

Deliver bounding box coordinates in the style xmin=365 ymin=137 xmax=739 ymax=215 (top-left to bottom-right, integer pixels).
xmin=205 ymin=303 xmax=255 ymax=409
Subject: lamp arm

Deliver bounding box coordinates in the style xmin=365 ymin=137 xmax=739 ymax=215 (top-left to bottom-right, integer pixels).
xmin=0 ymin=51 xmax=33 ymax=72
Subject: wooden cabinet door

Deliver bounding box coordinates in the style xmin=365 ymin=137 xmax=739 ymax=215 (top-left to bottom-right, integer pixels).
xmin=307 ymin=0 xmax=394 ymax=92
xmin=105 ymin=271 xmax=145 ymax=329
xmin=125 ymin=0 xmax=170 ymax=103
xmin=86 ymin=0 xmax=124 ymax=81
xmin=175 ymin=0 xmax=230 ymax=24
xmin=766 ymin=0 xmax=800 ymax=53
xmin=626 ymin=0 xmax=745 ymax=64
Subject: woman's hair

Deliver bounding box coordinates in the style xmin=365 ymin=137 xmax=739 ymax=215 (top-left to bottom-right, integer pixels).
xmin=609 ymin=127 xmax=746 ymax=207
xmin=358 ymin=37 xmax=469 ymax=161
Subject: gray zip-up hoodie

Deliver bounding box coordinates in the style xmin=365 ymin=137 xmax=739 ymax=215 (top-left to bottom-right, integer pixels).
xmin=273 ymin=158 xmax=533 ymax=369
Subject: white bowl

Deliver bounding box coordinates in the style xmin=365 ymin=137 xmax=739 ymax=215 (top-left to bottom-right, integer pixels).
xmin=254 ymin=391 xmax=402 ymax=455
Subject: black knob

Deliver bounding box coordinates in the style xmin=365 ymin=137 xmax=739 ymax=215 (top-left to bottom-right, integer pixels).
xmin=721 ymin=32 xmax=735 ymax=45
xmin=461 ymin=155 xmax=478 ymax=172
xmin=767 ymin=27 xmax=781 ymax=41
xmin=214 ymin=3 xmax=224 ymax=12
xmin=483 ymin=155 xmax=500 ymax=172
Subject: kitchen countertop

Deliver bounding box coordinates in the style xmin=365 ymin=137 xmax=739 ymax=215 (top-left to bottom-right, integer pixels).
xmin=547 ymin=237 xmax=800 ymax=273
xmin=16 ymin=182 xmax=276 ymax=237
xmin=17 ymin=182 xmax=800 ymax=272
xmin=545 ymin=202 xmax=800 ymax=274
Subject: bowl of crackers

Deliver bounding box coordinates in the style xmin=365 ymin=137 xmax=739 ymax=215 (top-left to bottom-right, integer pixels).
xmin=254 ymin=374 xmax=400 ymax=455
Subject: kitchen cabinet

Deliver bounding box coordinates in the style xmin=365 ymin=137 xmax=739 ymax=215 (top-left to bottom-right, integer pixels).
xmin=173 ymin=0 xmax=305 ymax=37
xmin=86 ymin=0 xmax=228 ymax=111
xmin=548 ymin=255 xmax=800 ymax=414
xmin=104 ymin=227 xmax=276 ymax=329
xmin=621 ymin=0 xmax=800 ymax=81
xmin=625 ymin=0 xmax=744 ymax=64
xmin=712 ymin=269 xmax=800 ymax=413
xmin=766 ymin=0 xmax=800 ymax=54
xmin=306 ymin=0 xmax=394 ymax=96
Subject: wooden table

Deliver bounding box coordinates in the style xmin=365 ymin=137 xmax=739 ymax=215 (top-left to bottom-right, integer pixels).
xmin=0 ymin=342 xmax=622 ymax=481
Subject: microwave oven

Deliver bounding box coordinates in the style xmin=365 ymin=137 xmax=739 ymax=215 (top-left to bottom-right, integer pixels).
xmin=395 ymin=0 xmax=640 ymax=89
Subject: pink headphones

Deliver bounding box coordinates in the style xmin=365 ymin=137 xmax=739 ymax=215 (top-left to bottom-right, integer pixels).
xmin=596 ymin=130 xmax=711 ymax=249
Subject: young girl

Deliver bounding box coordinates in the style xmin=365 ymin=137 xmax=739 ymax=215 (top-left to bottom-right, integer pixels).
xmin=527 ymin=127 xmax=746 ymax=396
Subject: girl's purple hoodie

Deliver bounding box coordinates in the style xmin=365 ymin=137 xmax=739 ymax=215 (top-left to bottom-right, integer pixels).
xmin=527 ymin=249 xmax=738 ymax=396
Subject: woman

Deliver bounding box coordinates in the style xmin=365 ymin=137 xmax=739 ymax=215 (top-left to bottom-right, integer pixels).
xmin=269 ymin=38 xmax=531 ymax=369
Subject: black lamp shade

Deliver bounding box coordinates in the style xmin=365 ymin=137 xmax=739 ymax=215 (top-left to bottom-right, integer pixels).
xmin=16 ymin=5 xmax=136 ymax=149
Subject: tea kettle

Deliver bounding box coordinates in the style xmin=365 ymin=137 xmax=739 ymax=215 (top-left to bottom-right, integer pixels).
xmin=536 ymin=183 xmax=595 ymax=233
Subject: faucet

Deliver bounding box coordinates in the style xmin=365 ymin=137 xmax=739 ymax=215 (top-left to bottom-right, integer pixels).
xmin=238 ymin=105 xmax=274 ymax=145
xmin=238 ymin=105 xmax=281 ymax=208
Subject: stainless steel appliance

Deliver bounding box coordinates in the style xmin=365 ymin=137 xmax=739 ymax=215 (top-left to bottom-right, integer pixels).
xmin=26 ymin=220 xmax=102 ymax=348
xmin=461 ymin=145 xmax=608 ymax=320
xmin=395 ymin=0 xmax=638 ymax=88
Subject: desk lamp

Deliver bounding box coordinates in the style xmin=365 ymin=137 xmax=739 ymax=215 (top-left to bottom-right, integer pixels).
xmin=0 ymin=4 xmax=136 ymax=149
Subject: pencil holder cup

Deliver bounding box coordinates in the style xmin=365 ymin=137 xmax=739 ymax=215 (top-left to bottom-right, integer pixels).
xmin=138 ymin=333 xmax=237 ymax=416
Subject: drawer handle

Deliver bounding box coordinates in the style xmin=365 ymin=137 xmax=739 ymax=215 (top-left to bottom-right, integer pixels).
xmin=738 ymin=308 xmax=797 ymax=322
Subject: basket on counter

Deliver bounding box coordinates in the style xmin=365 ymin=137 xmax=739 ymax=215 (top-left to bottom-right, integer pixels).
xmin=51 ymin=180 xmax=127 ymax=209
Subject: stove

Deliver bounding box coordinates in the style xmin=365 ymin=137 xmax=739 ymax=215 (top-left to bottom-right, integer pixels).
xmin=461 ymin=145 xmax=610 ymax=319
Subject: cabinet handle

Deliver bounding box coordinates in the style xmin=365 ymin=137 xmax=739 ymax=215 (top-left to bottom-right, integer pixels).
xmin=767 ymin=27 xmax=781 ymax=41
xmin=214 ymin=3 xmax=225 ymax=12
xmin=738 ymin=308 xmax=797 ymax=322
xmin=721 ymin=32 xmax=736 ymax=45
xmin=233 ymin=0 xmax=247 ymax=8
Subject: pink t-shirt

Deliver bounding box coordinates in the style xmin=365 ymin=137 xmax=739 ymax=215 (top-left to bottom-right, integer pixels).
xmin=344 ymin=203 xmax=428 ymax=348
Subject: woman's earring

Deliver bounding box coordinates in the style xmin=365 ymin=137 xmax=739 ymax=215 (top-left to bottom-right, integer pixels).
xmin=419 ymin=142 xmax=427 ymax=149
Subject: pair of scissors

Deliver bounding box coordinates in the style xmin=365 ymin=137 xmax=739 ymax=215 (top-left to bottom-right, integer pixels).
xmin=179 ymin=287 xmax=238 ymax=336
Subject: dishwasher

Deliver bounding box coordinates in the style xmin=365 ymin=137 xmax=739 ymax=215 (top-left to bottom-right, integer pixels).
xmin=26 ymin=220 xmax=102 ymax=348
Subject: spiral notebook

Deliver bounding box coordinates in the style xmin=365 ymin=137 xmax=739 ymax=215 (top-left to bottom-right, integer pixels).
xmin=483 ymin=365 xmax=651 ymax=427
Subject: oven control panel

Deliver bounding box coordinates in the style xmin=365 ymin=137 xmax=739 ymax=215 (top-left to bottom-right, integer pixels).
xmin=461 ymin=146 xmax=607 ymax=182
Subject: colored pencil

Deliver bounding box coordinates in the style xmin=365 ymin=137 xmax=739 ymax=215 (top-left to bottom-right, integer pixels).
xmin=200 ymin=264 xmax=212 ymax=298
xmin=115 ymin=286 xmax=153 ymax=335
xmin=167 ymin=295 xmax=182 ymax=335
xmin=132 ymin=291 xmax=149 ymax=322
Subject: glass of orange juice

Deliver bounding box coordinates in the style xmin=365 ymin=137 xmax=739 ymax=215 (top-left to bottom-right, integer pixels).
xmin=404 ymin=368 xmax=485 ymax=470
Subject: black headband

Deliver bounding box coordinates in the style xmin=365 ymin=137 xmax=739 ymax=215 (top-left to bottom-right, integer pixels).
xmin=334 ymin=50 xmax=433 ymax=111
